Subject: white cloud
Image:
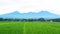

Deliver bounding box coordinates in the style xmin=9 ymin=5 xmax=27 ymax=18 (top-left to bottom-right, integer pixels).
xmin=0 ymin=0 xmax=60 ymax=15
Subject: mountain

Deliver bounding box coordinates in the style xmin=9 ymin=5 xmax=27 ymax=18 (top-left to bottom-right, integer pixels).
xmin=0 ymin=11 xmax=60 ymax=19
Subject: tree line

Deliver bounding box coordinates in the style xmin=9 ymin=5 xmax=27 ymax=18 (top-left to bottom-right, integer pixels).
xmin=0 ymin=18 xmax=60 ymax=22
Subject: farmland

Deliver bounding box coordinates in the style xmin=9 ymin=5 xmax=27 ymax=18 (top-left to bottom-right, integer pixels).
xmin=0 ymin=21 xmax=60 ymax=34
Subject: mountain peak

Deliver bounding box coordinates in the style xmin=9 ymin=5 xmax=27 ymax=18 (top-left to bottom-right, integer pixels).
xmin=40 ymin=11 xmax=50 ymax=13
xmin=11 ymin=11 xmax=20 ymax=14
xmin=39 ymin=11 xmax=53 ymax=15
xmin=0 ymin=11 xmax=60 ymax=19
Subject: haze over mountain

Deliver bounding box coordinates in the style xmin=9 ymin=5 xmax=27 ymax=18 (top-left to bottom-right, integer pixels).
xmin=0 ymin=11 xmax=60 ymax=19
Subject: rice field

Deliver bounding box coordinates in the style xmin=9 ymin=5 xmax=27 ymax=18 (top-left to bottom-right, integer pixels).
xmin=0 ymin=21 xmax=60 ymax=34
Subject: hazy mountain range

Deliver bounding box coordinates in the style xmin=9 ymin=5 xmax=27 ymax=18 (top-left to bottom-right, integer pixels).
xmin=0 ymin=11 xmax=60 ymax=19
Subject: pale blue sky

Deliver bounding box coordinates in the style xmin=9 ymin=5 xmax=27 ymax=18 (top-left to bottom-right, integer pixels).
xmin=0 ymin=0 xmax=60 ymax=15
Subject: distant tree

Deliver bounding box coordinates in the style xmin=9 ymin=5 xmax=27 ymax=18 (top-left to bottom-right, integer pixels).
xmin=0 ymin=18 xmax=3 ymax=21
xmin=38 ymin=18 xmax=45 ymax=21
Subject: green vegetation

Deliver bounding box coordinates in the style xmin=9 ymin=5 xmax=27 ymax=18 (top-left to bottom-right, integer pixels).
xmin=0 ymin=21 xmax=60 ymax=34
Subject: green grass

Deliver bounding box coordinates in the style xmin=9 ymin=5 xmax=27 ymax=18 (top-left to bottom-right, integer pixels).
xmin=0 ymin=21 xmax=60 ymax=34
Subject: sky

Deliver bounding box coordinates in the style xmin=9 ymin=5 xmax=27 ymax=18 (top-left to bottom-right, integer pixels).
xmin=0 ymin=0 xmax=60 ymax=15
